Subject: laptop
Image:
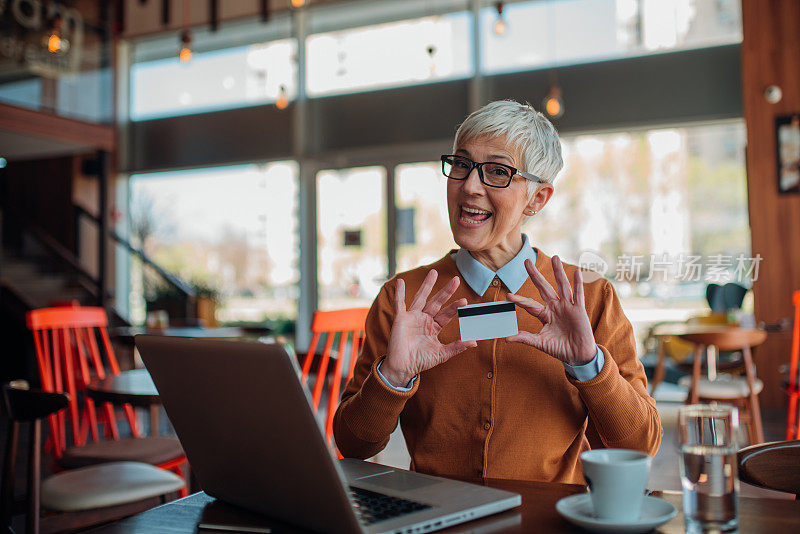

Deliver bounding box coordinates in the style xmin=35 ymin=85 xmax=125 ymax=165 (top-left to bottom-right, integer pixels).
xmin=135 ymin=335 xmax=521 ymax=534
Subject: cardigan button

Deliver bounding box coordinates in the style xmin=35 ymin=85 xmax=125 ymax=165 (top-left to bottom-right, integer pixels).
xmin=491 ymin=278 xmax=500 ymax=287
xmin=487 ymin=371 xmax=493 ymax=379
xmin=484 ymin=422 xmax=491 ymax=431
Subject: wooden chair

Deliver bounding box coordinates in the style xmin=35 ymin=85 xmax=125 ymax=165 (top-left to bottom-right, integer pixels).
xmin=25 ymin=306 xmax=187 ymax=490
xmin=737 ymin=440 xmax=800 ymax=498
xmin=1 ymin=381 xmax=184 ymax=534
xmin=677 ymin=327 xmax=767 ymax=444
xmin=300 ymin=308 xmax=369 ymax=447
xmin=706 ymin=282 xmax=748 ymax=313
xmin=786 ymin=290 xmax=800 ymax=440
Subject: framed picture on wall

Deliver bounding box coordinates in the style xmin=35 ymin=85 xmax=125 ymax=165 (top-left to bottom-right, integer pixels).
xmin=777 ymin=113 xmax=800 ymax=193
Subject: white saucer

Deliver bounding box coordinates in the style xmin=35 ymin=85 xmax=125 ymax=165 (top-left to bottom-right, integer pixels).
xmin=556 ymin=494 xmax=678 ymax=533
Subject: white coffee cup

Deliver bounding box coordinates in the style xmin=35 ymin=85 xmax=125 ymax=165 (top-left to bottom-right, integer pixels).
xmin=580 ymin=449 xmax=652 ymax=521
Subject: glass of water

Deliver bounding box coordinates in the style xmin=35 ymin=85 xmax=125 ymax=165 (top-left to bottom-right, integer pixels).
xmin=677 ymin=405 xmax=739 ymax=534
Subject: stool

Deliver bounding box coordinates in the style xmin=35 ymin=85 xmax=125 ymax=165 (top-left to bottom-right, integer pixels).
xmin=677 ymin=327 xmax=768 ymax=445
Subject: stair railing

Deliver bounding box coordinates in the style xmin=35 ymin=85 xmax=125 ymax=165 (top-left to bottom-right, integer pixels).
xmin=73 ymin=204 xmax=196 ymax=320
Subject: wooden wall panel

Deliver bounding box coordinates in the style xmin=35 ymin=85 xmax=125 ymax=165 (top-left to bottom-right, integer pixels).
xmin=741 ymin=0 xmax=800 ymax=409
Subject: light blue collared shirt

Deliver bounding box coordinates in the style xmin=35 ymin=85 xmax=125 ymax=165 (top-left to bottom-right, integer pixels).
xmin=377 ymin=235 xmax=603 ymax=390
xmin=454 ymin=234 xmax=538 ymax=295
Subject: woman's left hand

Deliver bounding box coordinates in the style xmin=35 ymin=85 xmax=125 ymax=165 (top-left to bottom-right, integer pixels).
xmin=506 ymin=255 xmax=598 ymax=366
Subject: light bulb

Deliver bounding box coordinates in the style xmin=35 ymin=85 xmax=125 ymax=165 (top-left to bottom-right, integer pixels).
xmin=276 ymin=86 xmax=289 ymax=110
xmin=47 ymin=33 xmax=62 ymax=53
xmin=179 ymin=30 xmax=192 ymax=63
xmin=44 ymin=15 xmax=69 ymax=53
xmin=291 ymin=0 xmax=306 ymax=6
xmin=543 ymin=80 xmax=565 ymax=119
xmin=493 ymin=2 xmax=507 ymax=36
xmin=493 ymin=18 xmax=507 ymax=36
xmin=544 ymin=96 xmax=562 ymax=118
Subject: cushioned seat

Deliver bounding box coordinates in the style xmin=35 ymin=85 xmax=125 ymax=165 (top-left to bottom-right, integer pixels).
xmin=58 ymin=436 xmax=184 ymax=469
xmin=678 ymin=375 xmax=764 ymax=399
xmin=42 ymin=461 xmax=184 ymax=512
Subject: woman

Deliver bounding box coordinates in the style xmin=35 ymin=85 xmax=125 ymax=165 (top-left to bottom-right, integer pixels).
xmin=333 ymin=100 xmax=661 ymax=484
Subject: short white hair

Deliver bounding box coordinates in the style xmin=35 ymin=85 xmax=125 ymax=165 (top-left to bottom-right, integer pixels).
xmin=453 ymin=100 xmax=564 ymax=197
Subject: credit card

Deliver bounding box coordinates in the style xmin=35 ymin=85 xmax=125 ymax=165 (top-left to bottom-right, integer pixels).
xmin=457 ymin=301 xmax=519 ymax=341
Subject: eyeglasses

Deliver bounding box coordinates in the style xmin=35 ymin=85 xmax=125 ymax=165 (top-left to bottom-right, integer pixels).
xmin=440 ymin=154 xmax=544 ymax=189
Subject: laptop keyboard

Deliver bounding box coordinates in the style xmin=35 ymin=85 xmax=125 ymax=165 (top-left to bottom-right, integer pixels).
xmin=348 ymin=486 xmax=432 ymax=525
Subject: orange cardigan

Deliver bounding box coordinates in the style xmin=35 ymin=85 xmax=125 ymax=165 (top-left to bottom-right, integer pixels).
xmin=333 ymin=248 xmax=662 ymax=484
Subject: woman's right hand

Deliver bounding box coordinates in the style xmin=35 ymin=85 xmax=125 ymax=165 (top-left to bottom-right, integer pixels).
xmin=380 ymin=270 xmax=477 ymax=388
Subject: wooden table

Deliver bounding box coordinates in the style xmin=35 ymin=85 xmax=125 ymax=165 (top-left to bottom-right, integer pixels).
xmin=111 ymin=326 xmax=258 ymax=345
xmin=101 ymin=326 xmax=267 ymax=434
xmin=87 ymin=369 xmax=159 ymax=407
xmin=87 ymin=478 xmax=800 ymax=533
xmin=649 ymin=324 xmax=764 ymax=397
xmin=87 ymin=369 xmax=163 ymax=435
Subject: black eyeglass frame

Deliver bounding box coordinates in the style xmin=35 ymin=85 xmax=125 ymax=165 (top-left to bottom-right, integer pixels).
xmin=440 ymin=154 xmax=544 ymax=189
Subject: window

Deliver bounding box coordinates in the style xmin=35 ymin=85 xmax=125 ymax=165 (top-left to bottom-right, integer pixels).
xmin=128 ymin=162 xmax=299 ymax=325
xmin=0 ymin=78 xmax=42 ymax=111
xmin=0 ymin=6 xmax=112 ymax=123
xmin=317 ymin=167 xmax=387 ymax=310
xmin=306 ymin=12 xmax=472 ymax=97
xmin=131 ymin=40 xmax=297 ymax=121
xmin=528 ymin=121 xmax=749 ymax=338
xmin=395 ymin=162 xmax=457 ymax=273
xmin=481 ymin=0 xmax=742 ymax=74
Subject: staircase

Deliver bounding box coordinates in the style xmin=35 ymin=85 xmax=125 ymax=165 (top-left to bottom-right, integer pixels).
xmin=1 ymin=249 xmax=93 ymax=310
xmin=0 ymin=225 xmax=105 ymax=311
xmin=0 ymin=234 xmax=115 ymax=383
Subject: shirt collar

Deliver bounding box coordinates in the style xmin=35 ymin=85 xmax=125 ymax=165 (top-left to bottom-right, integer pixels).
xmin=453 ymin=234 xmax=538 ymax=296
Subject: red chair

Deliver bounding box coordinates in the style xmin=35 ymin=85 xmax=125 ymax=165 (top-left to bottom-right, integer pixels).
xmin=26 ymin=306 xmax=187 ymax=494
xmin=787 ymin=291 xmax=800 ymax=440
xmin=300 ymin=308 xmax=369 ymax=448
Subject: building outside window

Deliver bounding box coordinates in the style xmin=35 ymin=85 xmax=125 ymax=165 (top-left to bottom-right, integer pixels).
xmin=528 ymin=121 xmax=750 ymax=342
xmin=128 ymin=162 xmax=299 ymax=327
xmin=131 ymin=39 xmax=297 ymax=121
xmin=395 ymin=162 xmax=456 ymax=273
xmin=481 ymin=0 xmax=741 ymax=74
xmin=306 ymin=11 xmax=472 ymax=97
xmin=317 ymin=166 xmax=387 ymax=310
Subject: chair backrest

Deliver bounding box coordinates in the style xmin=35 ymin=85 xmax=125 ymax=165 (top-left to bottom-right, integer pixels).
xmin=706 ymin=283 xmax=748 ymax=313
xmin=1 ymin=382 xmax=69 ymax=532
xmin=788 ymin=291 xmax=800 ymax=440
xmin=25 ymin=306 xmax=138 ymax=456
xmin=300 ymin=308 xmax=369 ymax=447
xmin=737 ymin=440 xmax=800 ymax=497
xmin=721 ymin=283 xmax=748 ymax=312
xmin=3 ymin=381 xmax=69 ymax=422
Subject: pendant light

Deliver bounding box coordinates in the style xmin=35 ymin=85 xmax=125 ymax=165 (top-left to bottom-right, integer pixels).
xmin=44 ymin=5 xmax=69 ymax=54
xmin=291 ymin=0 xmax=307 ymax=7
xmin=542 ymin=71 xmax=564 ymax=119
xmin=427 ymin=45 xmax=437 ymax=73
xmin=493 ymin=2 xmax=507 ymax=36
xmin=178 ymin=0 xmax=192 ymax=63
xmin=276 ymin=85 xmax=289 ymax=110
xmin=541 ymin=2 xmax=564 ymax=119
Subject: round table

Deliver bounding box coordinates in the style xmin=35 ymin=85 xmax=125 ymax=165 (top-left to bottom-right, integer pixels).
xmin=87 ymin=369 xmax=162 ymax=435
